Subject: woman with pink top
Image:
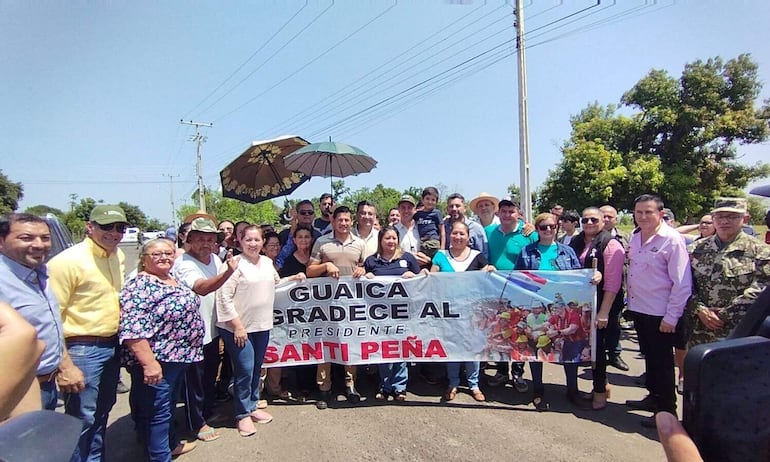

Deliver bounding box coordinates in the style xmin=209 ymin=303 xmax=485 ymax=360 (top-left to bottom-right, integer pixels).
xmin=215 ymin=225 xmax=303 ymax=437
xmin=568 ymin=207 xmax=625 ymax=410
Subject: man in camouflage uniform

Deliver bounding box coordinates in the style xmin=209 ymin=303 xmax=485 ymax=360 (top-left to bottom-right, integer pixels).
xmin=688 ymin=198 xmax=770 ymax=347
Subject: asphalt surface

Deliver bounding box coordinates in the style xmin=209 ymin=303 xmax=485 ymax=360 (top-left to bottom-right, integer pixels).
xmin=109 ymin=243 xmax=672 ymax=461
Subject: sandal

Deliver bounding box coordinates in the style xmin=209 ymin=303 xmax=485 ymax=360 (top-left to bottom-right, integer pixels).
xmin=471 ymin=388 xmax=486 ymax=402
xmin=196 ymin=426 xmax=221 ymax=442
xmin=237 ymin=417 xmax=256 ymax=437
xmin=375 ymin=390 xmax=388 ymax=401
xmin=171 ymin=441 xmax=197 ymax=457
xmin=393 ymin=391 xmax=407 ymax=402
xmin=532 ymin=396 xmax=549 ymax=412
xmin=444 ymin=387 xmax=458 ymax=401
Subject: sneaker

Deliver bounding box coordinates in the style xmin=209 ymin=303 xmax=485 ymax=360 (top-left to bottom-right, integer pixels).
xmin=513 ymin=376 xmax=529 ymax=393
xmin=116 ymin=379 xmax=129 ymax=394
xmin=487 ymin=372 xmax=509 ymax=387
xmin=316 ymin=391 xmax=331 ymax=410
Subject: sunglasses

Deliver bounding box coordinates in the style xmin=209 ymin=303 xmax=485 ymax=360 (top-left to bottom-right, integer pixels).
xmin=298 ymin=210 xmax=314 ymax=216
xmin=96 ymin=223 xmax=127 ymax=233
xmin=537 ymin=224 xmax=557 ymax=231
xmin=580 ymin=217 xmax=600 ymax=224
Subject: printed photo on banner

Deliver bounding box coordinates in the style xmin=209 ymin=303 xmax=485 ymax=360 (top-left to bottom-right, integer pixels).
xmin=265 ymin=269 xmax=597 ymax=366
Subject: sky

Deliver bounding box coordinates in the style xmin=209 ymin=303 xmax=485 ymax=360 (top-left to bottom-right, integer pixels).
xmin=2 ymin=0 xmax=769 ymax=226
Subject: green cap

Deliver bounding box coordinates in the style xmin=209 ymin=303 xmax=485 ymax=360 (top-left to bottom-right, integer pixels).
xmin=90 ymin=205 xmax=128 ymax=225
xmin=398 ymin=194 xmax=416 ymax=206
xmin=189 ymin=217 xmax=224 ymax=239
xmin=712 ymin=197 xmax=748 ymax=215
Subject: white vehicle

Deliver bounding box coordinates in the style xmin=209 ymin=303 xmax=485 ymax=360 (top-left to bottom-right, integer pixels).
xmin=120 ymin=227 xmax=140 ymax=243
xmin=141 ymin=231 xmax=165 ymax=242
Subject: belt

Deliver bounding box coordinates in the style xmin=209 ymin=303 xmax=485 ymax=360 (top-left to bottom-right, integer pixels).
xmin=37 ymin=371 xmax=57 ymax=383
xmin=65 ymin=335 xmax=118 ymax=345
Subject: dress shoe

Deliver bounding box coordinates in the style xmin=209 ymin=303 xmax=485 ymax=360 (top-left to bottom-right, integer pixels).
xmin=625 ymin=395 xmax=657 ymax=412
xmin=316 ymin=391 xmax=331 ymax=410
xmin=345 ymin=385 xmax=361 ymax=404
xmin=608 ymin=354 xmax=630 ymax=371
xmin=640 ymin=415 xmax=657 ymax=428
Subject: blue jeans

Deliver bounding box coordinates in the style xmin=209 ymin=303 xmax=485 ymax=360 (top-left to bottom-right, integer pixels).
xmin=220 ymin=329 xmax=269 ymax=420
xmin=378 ymin=362 xmax=408 ymax=393
xmin=446 ymin=361 xmax=480 ymax=389
xmin=40 ymin=379 xmax=58 ymax=410
xmin=128 ymin=362 xmax=188 ymax=462
xmin=63 ymin=342 xmax=120 ymax=462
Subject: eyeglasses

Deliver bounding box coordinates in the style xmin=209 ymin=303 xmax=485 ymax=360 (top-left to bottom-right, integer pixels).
xmin=537 ymin=224 xmax=557 ymax=231
xmin=265 ymin=243 xmax=281 ymax=249
xmin=298 ymin=210 xmax=314 ymax=216
xmin=146 ymin=251 xmax=175 ymax=259
xmin=96 ymin=223 xmax=127 ymax=233
xmin=580 ymin=217 xmax=600 ymax=224
xmin=700 ymin=221 xmax=713 ymax=225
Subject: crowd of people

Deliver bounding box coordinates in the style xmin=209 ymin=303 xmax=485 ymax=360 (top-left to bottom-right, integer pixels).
xmin=0 ymin=188 xmax=768 ymax=461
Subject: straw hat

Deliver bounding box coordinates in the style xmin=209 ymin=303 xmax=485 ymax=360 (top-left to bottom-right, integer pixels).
xmin=469 ymin=192 xmax=500 ymax=214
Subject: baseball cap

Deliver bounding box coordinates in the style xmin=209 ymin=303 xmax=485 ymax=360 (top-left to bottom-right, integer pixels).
xmin=89 ymin=205 xmax=128 ymax=225
xmin=188 ymin=217 xmax=224 ymax=239
xmin=398 ymin=194 xmax=416 ymax=206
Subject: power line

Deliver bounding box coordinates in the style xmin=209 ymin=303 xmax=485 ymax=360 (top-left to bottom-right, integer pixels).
xmin=258 ymin=0 xmax=505 ymax=138
xmin=211 ymin=0 xmax=398 ymax=123
xmin=189 ymin=0 xmax=328 ymax=119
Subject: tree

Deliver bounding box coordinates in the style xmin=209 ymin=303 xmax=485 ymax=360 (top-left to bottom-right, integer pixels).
xmin=24 ymin=204 xmax=65 ymax=218
xmin=339 ymin=183 xmax=403 ymax=220
xmin=0 ymin=170 xmax=23 ymax=215
xmin=540 ymin=54 xmax=770 ymax=219
xmin=178 ymin=188 xmax=279 ymax=226
xmin=117 ymin=202 xmax=149 ymax=229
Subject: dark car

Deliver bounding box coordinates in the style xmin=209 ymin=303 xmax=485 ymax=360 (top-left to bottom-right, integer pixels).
xmin=41 ymin=213 xmax=75 ymax=260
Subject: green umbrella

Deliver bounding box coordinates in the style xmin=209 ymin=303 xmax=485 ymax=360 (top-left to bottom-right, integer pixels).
xmin=284 ymin=140 xmax=377 ymax=191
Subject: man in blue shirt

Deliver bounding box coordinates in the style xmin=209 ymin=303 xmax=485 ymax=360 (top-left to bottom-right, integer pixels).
xmin=442 ymin=193 xmax=488 ymax=258
xmin=0 ymin=213 xmax=84 ymax=410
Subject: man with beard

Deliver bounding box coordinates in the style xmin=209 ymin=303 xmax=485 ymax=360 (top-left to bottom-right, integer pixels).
xmin=313 ymin=193 xmax=334 ymax=236
xmin=443 ymin=193 xmax=487 ymax=257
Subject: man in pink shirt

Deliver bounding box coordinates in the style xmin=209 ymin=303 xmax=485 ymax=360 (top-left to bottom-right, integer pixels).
xmin=625 ymin=194 xmax=692 ymax=428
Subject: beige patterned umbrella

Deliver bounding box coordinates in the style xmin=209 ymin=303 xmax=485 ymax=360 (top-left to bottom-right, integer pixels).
xmin=220 ymin=135 xmax=310 ymax=203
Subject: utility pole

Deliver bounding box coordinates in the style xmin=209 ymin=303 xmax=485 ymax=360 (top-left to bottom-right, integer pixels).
xmin=514 ymin=0 xmax=532 ymax=222
xmin=180 ymin=119 xmax=213 ymax=212
xmin=164 ymin=174 xmax=180 ymax=230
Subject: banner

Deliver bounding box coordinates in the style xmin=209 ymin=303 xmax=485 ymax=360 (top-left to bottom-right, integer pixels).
xmin=265 ymin=269 xmax=597 ymax=366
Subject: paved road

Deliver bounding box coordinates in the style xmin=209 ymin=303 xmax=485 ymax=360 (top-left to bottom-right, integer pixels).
xmin=112 ymin=243 xmax=671 ymax=461
xmin=105 ymin=334 xmax=673 ymax=461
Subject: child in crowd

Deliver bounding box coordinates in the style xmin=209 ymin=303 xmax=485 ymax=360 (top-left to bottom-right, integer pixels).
xmin=413 ymin=186 xmax=445 ymax=258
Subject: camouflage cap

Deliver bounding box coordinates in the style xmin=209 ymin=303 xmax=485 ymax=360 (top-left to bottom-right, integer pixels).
xmin=712 ymin=197 xmax=748 ymax=215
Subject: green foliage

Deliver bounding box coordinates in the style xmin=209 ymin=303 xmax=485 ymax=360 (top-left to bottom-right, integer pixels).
xmin=748 ymin=197 xmax=768 ymax=225
xmin=178 ymin=188 xmax=280 ymax=226
xmin=0 ymin=170 xmax=23 ymax=215
xmin=338 ymin=183 xmax=403 ymax=220
xmin=24 ymin=204 xmax=65 ymax=218
xmin=540 ymin=54 xmax=770 ymax=219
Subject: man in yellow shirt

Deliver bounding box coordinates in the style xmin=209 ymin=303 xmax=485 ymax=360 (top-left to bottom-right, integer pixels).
xmin=48 ymin=205 xmax=128 ymax=462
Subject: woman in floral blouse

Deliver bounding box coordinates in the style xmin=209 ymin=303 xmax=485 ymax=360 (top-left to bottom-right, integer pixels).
xmin=119 ymin=238 xmax=204 ymax=461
